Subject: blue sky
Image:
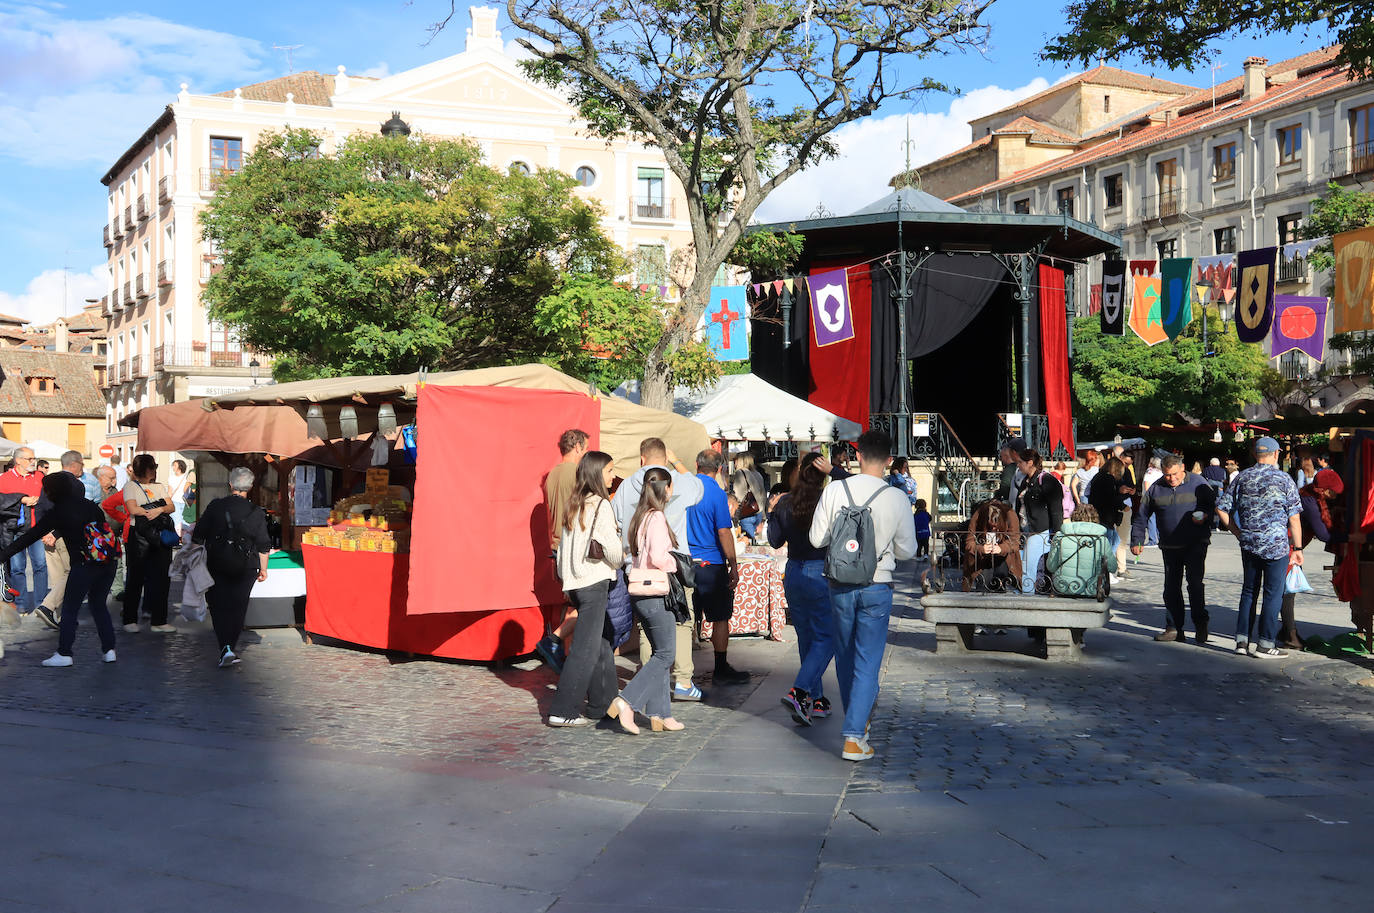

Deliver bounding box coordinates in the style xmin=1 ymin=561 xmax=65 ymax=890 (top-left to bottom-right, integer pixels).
xmin=0 ymin=1 xmax=1337 ymax=323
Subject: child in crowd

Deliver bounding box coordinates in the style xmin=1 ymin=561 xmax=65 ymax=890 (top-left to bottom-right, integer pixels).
xmin=913 ymin=498 xmax=932 ymax=559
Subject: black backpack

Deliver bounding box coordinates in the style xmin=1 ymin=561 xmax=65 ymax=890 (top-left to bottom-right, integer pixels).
xmin=207 ymin=505 xmax=259 ymax=577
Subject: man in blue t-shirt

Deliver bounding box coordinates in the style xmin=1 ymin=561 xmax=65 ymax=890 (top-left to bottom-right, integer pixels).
xmin=687 ymin=449 xmax=746 ymax=684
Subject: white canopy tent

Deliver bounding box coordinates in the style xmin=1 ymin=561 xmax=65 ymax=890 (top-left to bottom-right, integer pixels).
xmin=616 ymin=373 xmax=863 ymax=442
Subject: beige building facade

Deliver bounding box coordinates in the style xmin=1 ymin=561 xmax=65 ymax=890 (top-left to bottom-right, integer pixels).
xmin=100 ymin=5 xmax=693 ymax=460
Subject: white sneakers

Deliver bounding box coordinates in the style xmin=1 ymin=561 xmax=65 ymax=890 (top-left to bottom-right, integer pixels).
xmin=150 ymin=624 xmax=178 ymax=634
xmin=102 ymin=649 xmax=117 ymax=663
xmin=40 ymin=653 xmax=73 ymax=667
xmin=122 ymin=623 xmax=140 ymax=633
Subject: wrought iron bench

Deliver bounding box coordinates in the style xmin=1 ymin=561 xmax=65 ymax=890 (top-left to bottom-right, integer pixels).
xmin=918 ymin=526 xmax=1113 ymax=661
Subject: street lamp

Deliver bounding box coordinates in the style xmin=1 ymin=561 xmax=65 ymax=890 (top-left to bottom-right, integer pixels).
xmin=249 ymin=357 xmax=260 ymax=385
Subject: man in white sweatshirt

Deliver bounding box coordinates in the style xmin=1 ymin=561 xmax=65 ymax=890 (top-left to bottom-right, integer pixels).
xmin=809 ymin=429 xmax=917 ymax=762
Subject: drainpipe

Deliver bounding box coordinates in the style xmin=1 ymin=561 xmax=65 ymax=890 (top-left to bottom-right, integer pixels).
xmin=1246 ymin=117 xmax=1260 ymax=244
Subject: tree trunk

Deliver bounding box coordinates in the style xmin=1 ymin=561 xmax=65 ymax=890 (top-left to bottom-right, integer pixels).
xmin=640 ymin=345 xmax=675 ymax=411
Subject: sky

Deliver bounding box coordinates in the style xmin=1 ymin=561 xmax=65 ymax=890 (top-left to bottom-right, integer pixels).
xmin=0 ymin=1 xmax=1340 ymax=325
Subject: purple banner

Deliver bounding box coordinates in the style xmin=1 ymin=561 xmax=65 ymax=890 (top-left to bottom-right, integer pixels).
xmin=809 ymin=267 xmax=854 ymax=347
xmin=1271 ymin=295 xmax=1328 ymax=361
xmin=1235 ymin=247 xmax=1277 ymax=343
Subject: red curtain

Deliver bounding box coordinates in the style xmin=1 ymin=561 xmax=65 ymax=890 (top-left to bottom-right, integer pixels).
xmin=1038 ymin=263 xmax=1076 ymax=457
xmin=407 ymin=385 xmax=601 ymax=616
xmin=807 ymin=260 xmax=871 ymax=427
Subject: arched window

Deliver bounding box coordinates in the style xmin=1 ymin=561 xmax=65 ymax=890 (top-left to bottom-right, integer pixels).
xmin=574 ymin=166 xmax=596 ymax=187
xmin=510 ymin=161 xmax=531 ymax=175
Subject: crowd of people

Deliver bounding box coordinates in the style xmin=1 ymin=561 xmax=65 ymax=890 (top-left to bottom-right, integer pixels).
xmin=0 ymin=444 xmax=270 ymax=669
xmin=541 ymin=428 xmax=917 ymax=762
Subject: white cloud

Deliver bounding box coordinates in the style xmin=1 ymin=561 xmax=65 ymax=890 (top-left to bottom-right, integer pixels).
xmin=356 ymin=62 xmax=391 ymax=79
xmin=754 ymin=77 xmax=1052 ymax=223
xmin=0 ymin=4 xmax=269 ymax=168
xmin=0 ymin=265 xmax=105 ymax=325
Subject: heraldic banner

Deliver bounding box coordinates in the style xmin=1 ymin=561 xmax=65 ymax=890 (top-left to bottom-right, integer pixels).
xmin=705 ymin=285 xmax=749 ymax=361
xmin=1100 ymin=259 xmax=1126 ymax=335
xmin=1334 ymin=227 xmax=1374 ymax=334
xmin=1128 ymin=272 xmax=1166 ymax=346
xmin=1271 ymin=295 xmax=1329 ymax=361
xmin=1161 ymin=257 xmax=1195 ymax=341
xmin=1234 ymin=247 xmax=1277 ymax=343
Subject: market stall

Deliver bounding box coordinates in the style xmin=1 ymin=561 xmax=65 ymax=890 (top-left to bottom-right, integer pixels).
xmin=207 ymin=365 xmax=710 ymax=661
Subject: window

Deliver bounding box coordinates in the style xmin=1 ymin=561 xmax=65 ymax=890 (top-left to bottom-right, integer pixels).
xmin=1104 ymin=94 xmax=1111 ymax=114
xmin=1103 ymin=174 xmax=1123 ymax=208
xmin=1055 ymin=187 xmax=1074 ymax=217
xmin=509 ymin=160 xmax=530 ymax=175
xmin=1214 ymin=226 xmax=1236 ymax=254
xmin=27 ymin=376 xmax=56 ymax=394
xmin=1012 ymin=198 xmax=1030 ymax=214
xmin=1155 ymin=159 xmax=1179 ymax=215
xmin=2 ymin=422 xmax=21 ymax=441
xmin=1277 ymin=124 xmax=1302 ymax=165
xmin=1278 ymin=213 xmax=1303 ymax=245
xmin=635 ymin=244 xmax=667 ymax=286
xmin=67 ymin=424 xmax=86 ymax=453
xmin=1351 ymin=104 xmax=1374 ymax=171
xmin=574 ymin=165 xmax=596 ymax=187
xmin=1156 ymin=237 xmax=1177 ymax=260
xmin=636 ymin=167 xmax=665 ymax=218
xmin=209 ymin=136 xmax=243 ymax=173
xmin=1212 ymin=142 xmax=1236 ymax=181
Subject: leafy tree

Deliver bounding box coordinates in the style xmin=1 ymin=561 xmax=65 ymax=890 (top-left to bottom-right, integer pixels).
xmin=1045 ymin=2 xmax=1372 ymax=78
xmin=1071 ymin=311 xmax=1269 ymax=439
xmin=201 ymin=128 xmax=624 ymax=379
xmin=426 ymin=1 xmax=993 ymax=408
xmin=534 ymin=276 xmax=721 ymax=392
xmin=1303 ymin=181 xmax=1374 ymax=373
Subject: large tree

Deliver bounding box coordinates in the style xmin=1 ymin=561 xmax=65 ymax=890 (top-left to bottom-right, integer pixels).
xmin=427 ymin=1 xmax=994 ymax=409
xmin=201 ymin=128 xmax=627 ymax=379
xmin=1305 ymin=181 xmax=1374 ymax=373
xmin=1045 ymin=2 xmax=1372 ymax=78
xmin=1071 ymin=312 xmax=1269 ymax=440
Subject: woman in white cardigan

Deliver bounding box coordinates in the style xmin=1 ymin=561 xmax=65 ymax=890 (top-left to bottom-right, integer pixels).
xmin=548 ymin=451 xmax=624 ymax=727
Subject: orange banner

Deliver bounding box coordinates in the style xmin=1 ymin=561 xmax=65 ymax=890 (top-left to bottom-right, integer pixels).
xmin=1334 ymin=226 xmax=1374 ymax=333
xmin=1128 ymin=275 xmax=1166 ymax=346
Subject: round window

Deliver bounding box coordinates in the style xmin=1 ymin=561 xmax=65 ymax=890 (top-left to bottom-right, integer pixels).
xmin=575 ymin=166 xmax=596 ymax=187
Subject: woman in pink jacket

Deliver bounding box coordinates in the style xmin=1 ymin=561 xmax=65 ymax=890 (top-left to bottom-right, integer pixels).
xmin=609 ymin=467 xmax=684 ymax=734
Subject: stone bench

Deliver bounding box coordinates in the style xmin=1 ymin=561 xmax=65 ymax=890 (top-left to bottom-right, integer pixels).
xmin=920 ymin=593 xmax=1113 ymax=661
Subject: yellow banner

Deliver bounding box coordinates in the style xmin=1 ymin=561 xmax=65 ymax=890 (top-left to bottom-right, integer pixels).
xmin=1334 ymin=226 xmax=1374 ymax=333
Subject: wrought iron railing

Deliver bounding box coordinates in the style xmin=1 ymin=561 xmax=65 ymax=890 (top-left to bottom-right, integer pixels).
xmin=1331 ymin=142 xmax=1374 ymax=176
xmin=872 ymin=412 xmax=995 ymax=519
xmin=1278 ymin=255 xmax=1307 ymax=282
xmin=1142 ymin=189 xmax=1180 ymax=218
xmin=136 ymin=195 xmax=148 ymax=221
xmin=997 ymin=414 xmax=1077 ymax=463
xmin=921 ymin=529 xmax=1111 ymax=600
xmin=158 ymin=175 xmax=173 ymax=204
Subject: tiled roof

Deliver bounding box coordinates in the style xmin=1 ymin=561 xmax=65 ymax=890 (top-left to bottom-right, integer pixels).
xmin=949 ymin=56 xmax=1355 ymax=204
xmin=214 ymin=71 xmax=379 ymax=107
xmin=0 ymin=351 xmax=106 ymax=418
xmin=0 ymin=313 xmax=26 ymax=326
xmin=992 ymin=116 xmax=1078 ymax=144
xmin=57 ymin=312 xmax=105 ymax=332
xmin=976 ymin=65 xmax=1198 ymax=123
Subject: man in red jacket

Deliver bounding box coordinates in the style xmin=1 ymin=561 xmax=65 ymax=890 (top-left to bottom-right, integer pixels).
xmin=0 ymin=447 xmax=48 ymax=616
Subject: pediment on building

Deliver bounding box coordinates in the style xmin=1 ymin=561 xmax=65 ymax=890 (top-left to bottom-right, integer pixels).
xmin=339 ymin=54 xmax=572 ymax=116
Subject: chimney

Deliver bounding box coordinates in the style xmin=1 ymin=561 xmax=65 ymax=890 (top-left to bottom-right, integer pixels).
xmin=466 ymin=6 xmax=503 ymax=52
xmin=1243 ymin=56 xmax=1268 ymax=101
xmin=54 ymin=319 xmax=68 ymax=354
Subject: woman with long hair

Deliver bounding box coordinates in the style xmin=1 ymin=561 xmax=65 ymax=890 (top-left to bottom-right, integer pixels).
xmin=610 ymin=467 xmax=683 ymax=734
xmin=121 ymin=453 xmax=178 ymax=633
xmin=1088 ymin=456 xmax=1128 ymax=579
xmin=548 ymin=451 xmax=624 ymax=726
xmin=730 ymin=451 xmax=769 ymax=541
xmin=769 ymin=452 xmax=835 ymax=726
xmin=1014 ymin=449 xmax=1065 ymax=593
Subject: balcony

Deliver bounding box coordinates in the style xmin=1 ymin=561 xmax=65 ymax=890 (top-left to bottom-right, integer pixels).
xmin=158 ymin=175 xmax=173 ymax=205
xmin=1332 ymin=141 xmax=1374 ymax=176
xmin=129 ymin=354 xmax=145 ymax=378
xmin=122 ymin=281 xmax=132 ymax=303
xmin=111 ymin=216 xmax=123 ymax=241
xmin=136 ymin=195 xmax=148 ymax=221
xmin=136 ymin=273 xmax=150 ymax=299
xmin=103 ymin=225 xmax=112 ymax=248
xmin=157 ymin=260 xmax=172 ymax=286
xmin=155 ymin=343 xmax=263 ymax=370
xmin=634 ymin=198 xmax=675 ymax=220
xmin=200 ymin=167 xmax=238 ymax=193
xmin=1143 ymin=188 xmax=1181 ymax=218
xmin=1278 ymin=256 xmax=1307 ymax=283
xmin=108 ymin=362 xmax=122 ymax=385
xmin=109 ymin=288 xmax=121 ymax=311
xmin=123 ymin=205 xmax=133 ymax=229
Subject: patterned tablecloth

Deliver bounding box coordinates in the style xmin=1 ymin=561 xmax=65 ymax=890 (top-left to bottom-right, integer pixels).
xmin=701 ymin=557 xmax=788 ymax=641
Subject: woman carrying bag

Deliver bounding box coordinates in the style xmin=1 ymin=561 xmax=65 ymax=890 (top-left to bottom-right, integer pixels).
xmin=548 ymin=451 xmax=624 ymax=727
xmin=192 ymin=467 xmax=271 ymax=668
xmin=611 ymin=467 xmax=684 ymax=735
xmin=120 ymin=453 xmax=178 ymax=634
xmin=1277 ymin=468 xmax=1361 ymax=649
xmin=1013 ymin=449 xmax=1065 ymax=594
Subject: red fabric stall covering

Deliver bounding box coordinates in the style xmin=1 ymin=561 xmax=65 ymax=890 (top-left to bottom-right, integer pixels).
xmin=1038 ymin=263 xmax=1076 ymax=456
xmin=398 ymin=385 xmax=601 ymax=659
xmin=808 ymin=261 xmax=872 ymax=428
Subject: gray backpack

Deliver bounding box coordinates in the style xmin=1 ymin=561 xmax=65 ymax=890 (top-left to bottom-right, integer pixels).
xmin=824 ymin=481 xmax=885 ymax=585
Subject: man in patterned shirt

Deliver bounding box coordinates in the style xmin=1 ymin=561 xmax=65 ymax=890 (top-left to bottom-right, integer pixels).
xmin=1217 ymin=438 xmax=1303 ymax=658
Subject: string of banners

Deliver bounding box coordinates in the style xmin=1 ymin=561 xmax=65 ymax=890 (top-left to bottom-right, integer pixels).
xmin=1097 ymin=236 xmax=1346 ymax=361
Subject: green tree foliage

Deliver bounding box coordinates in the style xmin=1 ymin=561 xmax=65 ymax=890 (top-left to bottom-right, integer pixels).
xmin=534 ymin=276 xmax=721 ymax=393
xmin=423 ymin=1 xmax=994 ymax=408
xmin=1071 ymin=312 xmax=1269 ymax=440
xmin=1045 ymin=2 xmax=1371 ymax=78
xmin=1304 ymin=182 xmax=1374 ymax=372
xmin=200 ymin=128 xmax=623 ymax=379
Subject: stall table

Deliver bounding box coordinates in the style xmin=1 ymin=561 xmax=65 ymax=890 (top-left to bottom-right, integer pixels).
xmin=701 ymin=555 xmax=788 ymax=641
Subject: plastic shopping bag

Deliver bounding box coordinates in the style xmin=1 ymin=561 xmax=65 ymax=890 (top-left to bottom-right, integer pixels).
xmin=1285 ymin=564 xmax=1313 ymax=595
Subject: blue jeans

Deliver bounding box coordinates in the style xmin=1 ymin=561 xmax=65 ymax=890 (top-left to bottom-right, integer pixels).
xmin=621 ymin=596 xmax=675 ymax=719
xmin=1021 ymin=530 xmax=1051 ymax=594
xmin=829 ymin=581 xmax=894 ymax=739
xmin=740 ymin=514 xmax=762 ymax=541
xmin=9 ymin=537 xmax=48 ymax=613
xmin=785 ymin=559 xmax=833 ymax=699
xmin=1104 ymin=527 xmax=1121 ymax=573
xmin=1237 ymin=550 xmax=1287 ymax=649
xmin=1147 ymin=515 xmax=1159 ymax=546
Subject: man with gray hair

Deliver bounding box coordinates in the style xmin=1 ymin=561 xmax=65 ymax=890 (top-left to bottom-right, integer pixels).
xmin=31 ymin=450 xmax=88 ymax=630
xmin=192 ymin=467 xmax=270 ymax=667
xmin=0 ymin=446 xmax=47 ymax=619
xmin=1131 ymin=455 xmax=1217 ymax=644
